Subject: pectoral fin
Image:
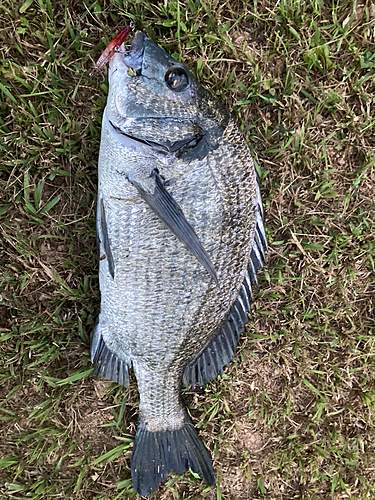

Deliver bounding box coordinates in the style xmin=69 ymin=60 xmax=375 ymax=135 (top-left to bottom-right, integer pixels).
xmin=129 ymin=170 xmax=218 ymax=284
xmin=100 ymin=198 xmax=115 ymax=279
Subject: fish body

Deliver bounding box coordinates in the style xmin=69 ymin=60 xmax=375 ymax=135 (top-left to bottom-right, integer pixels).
xmin=92 ymin=32 xmax=267 ymax=496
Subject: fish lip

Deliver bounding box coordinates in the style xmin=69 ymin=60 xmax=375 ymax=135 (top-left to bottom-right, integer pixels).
xmin=107 ymin=34 xmax=144 ymax=85
xmin=122 ymin=31 xmax=146 ymax=71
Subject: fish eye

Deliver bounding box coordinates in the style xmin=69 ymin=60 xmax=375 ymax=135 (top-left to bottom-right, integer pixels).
xmin=165 ymin=67 xmax=190 ymax=92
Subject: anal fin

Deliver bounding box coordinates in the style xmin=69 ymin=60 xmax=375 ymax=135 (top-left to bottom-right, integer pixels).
xmin=91 ymin=321 xmax=130 ymax=388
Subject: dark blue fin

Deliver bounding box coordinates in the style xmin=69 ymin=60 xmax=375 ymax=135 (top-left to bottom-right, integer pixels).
xmin=91 ymin=321 xmax=130 ymax=387
xmin=183 ymin=205 xmax=268 ymax=388
xmin=131 ymin=418 xmax=215 ymax=496
xmin=128 ymin=169 xmax=218 ymax=284
xmin=99 ymin=198 xmax=115 ymax=279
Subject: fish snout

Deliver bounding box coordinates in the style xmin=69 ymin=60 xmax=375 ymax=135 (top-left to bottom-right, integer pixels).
xmin=123 ymin=31 xmax=146 ymax=71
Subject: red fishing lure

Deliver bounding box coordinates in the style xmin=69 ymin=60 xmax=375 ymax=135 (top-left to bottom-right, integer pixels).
xmin=90 ymin=27 xmax=131 ymax=77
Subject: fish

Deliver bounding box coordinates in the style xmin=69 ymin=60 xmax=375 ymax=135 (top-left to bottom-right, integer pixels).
xmin=91 ymin=30 xmax=268 ymax=497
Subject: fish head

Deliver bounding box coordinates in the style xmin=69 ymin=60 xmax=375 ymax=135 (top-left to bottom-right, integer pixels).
xmin=105 ymin=31 xmax=230 ymax=139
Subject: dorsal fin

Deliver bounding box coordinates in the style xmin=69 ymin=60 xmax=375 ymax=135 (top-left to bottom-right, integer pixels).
xmin=182 ymin=202 xmax=267 ymax=389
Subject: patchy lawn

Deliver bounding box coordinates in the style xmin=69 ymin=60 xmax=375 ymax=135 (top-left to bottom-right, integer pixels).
xmin=0 ymin=1 xmax=374 ymax=499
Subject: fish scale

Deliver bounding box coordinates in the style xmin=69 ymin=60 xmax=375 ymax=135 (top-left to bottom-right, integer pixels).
xmin=92 ymin=30 xmax=268 ymax=496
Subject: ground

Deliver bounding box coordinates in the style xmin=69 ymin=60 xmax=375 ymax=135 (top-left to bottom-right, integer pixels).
xmin=0 ymin=1 xmax=374 ymax=499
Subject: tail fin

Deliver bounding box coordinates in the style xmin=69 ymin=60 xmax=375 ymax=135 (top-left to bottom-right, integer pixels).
xmin=131 ymin=419 xmax=215 ymax=496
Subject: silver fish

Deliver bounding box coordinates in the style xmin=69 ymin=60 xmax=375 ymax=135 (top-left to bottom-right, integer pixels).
xmin=91 ymin=31 xmax=268 ymax=496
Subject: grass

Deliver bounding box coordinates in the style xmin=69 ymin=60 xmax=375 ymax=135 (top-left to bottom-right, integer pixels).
xmin=0 ymin=0 xmax=374 ymax=499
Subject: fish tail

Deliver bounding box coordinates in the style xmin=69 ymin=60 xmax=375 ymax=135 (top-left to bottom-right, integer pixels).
xmin=131 ymin=417 xmax=215 ymax=496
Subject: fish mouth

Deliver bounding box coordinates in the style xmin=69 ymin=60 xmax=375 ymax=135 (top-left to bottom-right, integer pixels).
xmin=122 ymin=31 xmax=146 ymax=72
